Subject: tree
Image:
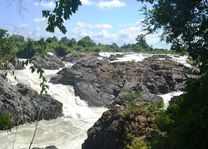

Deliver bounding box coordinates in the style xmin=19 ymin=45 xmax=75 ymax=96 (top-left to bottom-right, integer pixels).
xmin=42 ymin=0 xmax=82 ymax=34
xmin=17 ymin=38 xmax=35 ymax=58
xmin=137 ymin=0 xmax=208 ymax=72
xmin=46 ymin=36 xmax=58 ymax=43
xmin=154 ymin=74 xmax=208 ymax=149
xmin=68 ymin=38 xmax=77 ymax=47
xmin=0 ymin=29 xmax=16 ymax=61
xmin=35 ymin=37 xmax=48 ymax=55
xmin=59 ymin=36 xmax=70 ymax=45
xmin=54 ymin=44 xmax=70 ymax=57
xmin=77 ymin=36 xmax=96 ymax=47
xmin=134 ymin=1 xmax=208 ymax=148
xmin=136 ymin=34 xmax=150 ymax=49
xmin=12 ymin=0 xmax=206 ymax=65
xmin=0 ymin=29 xmax=8 ymax=39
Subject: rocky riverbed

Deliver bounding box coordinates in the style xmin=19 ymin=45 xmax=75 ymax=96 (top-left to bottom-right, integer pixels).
xmin=0 ymin=74 xmax=63 ymax=129
xmin=51 ymin=54 xmax=192 ymax=107
xmin=0 ymin=52 xmax=194 ymax=149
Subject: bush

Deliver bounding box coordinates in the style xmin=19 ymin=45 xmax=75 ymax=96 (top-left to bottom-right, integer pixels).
xmin=123 ymin=92 xmax=142 ymax=104
xmin=153 ymin=74 xmax=208 ymax=149
xmin=147 ymin=100 xmax=164 ymax=114
xmin=126 ymin=137 xmax=150 ymax=149
xmin=0 ymin=113 xmax=14 ymax=130
xmin=54 ymin=44 xmax=70 ymax=57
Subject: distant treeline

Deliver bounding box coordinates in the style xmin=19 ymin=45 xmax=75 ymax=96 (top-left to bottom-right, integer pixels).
xmin=0 ymin=28 xmax=174 ymax=60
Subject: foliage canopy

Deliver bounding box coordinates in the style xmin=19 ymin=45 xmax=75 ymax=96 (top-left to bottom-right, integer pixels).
xmin=137 ymin=0 xmax=208 ymax=72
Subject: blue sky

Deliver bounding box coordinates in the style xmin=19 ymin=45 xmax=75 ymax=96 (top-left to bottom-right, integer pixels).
xmin=0 ymin=0 xmax=169 ymax=49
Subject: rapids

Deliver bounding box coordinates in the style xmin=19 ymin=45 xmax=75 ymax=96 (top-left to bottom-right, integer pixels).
xmin=0 ymin=52 xmax=189 ymax=149
xmin=0 ymin=64 xmax=107 ymax=149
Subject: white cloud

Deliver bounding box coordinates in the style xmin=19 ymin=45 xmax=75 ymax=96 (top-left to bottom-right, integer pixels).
xmin=75 ymin=22 xmax=112 ymax=31
xmin=34 ymin=1 xmax=55 ymax=9
xmin=33 ymin=17 xmax=47 ymax=23
xmin=95 ymin=23 xmax=112 ymax=30
xmin=13 ymin=20 xmax=169 ymax=49
xmin=94 ymin=30 xmax=115 ymax=39
xmin=80 ymin=0 xmax=92 ymax=6
xmin=18 ymin=24 xmax=29 ymax=28
xmin=74 ymin=22 xmax=93 ymax=32
xmin=117 ymin=21 xmax=145 ymax=43
xmin=70 ymin=21 xmax=170 ymax=49
xmin=97 ymin=0 xmax=126 ymax=9
xmin=31 ymin=27 xmax=64 ymax=40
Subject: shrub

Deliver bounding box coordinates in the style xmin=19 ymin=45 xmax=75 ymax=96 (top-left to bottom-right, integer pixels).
xmin=123 ymin=92 xmax=142 ymax=104
xmin=126 ymin=137 xmax=150 ymax=149
xmin=0 ymin=113 xmax=14 ymax=130
xmin=153 ymin=74 xmax=208 ymax=149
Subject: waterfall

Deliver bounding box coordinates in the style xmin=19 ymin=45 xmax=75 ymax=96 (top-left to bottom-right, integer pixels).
xmin=0 ymin=52 xmax=189 ymax=149
xmin=0 ymin=64 xmax=107 ymax=149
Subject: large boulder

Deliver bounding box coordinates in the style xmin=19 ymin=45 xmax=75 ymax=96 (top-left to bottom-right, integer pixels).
xmin=107 ymin=54 xmax=124 ymax=61
xmin=82 ymin=104 xmax=157 ymax=149
xmin=0 ymin=59 xmax=24 ymax=70
xmin=32 ymin=146 xmax=58 ymax=149
xmin=61 ymin=52 xmax=101 ymax=63
xmin=31 ymin=54 xmax=65 ymax=69
xmin=51 ymin=55 xmax=191 ymax=107
xmin=0 ymin=75 xmax=63 ymax=130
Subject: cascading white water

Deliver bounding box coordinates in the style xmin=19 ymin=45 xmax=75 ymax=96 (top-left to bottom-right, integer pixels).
xmin=99 ymin=52 xmax=153 ymax=62
xmin=0 ymin=53 xmax=190 ymax=149
xmin=99 ymin=52 xmax=191 ymax=67
xmin=159 ymin=91 xmax=183 ymax=109
xmin=0 ymin=64 xmax=107 ymax=149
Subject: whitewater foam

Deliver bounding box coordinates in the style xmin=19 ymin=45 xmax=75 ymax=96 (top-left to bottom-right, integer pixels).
xmin=0 ymin=63 xmax=107 ymax=149
xmin=0 ymin=53 xmax=189 ymax=148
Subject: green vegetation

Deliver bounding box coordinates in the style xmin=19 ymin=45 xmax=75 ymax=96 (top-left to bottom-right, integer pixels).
xmin=0 ymin=28 xmax=172 ymax=61
xmin=0 ymin=0 xmax=207 ymax=148
xmin=134 ymin=0 xmax=208 ymax=149
xmin=123 ymin=92 xmax=143 ymax=104
xmin=137 ymin=0 xmax=207 ymax=73
xmin=42 ymin=0 xmax=81 ymax=34
xmin=121 ymin=91 xmax=164 ymax=149
xmin=122 ymin=92 xmax=143 ymax=117
xmin=122 ymin=92 xmax=164 ymax=117
xmin=0 ymin=29 xmax=16 ymax=62
xmin=0 ymin=113 xmax=14 ymax=130
xmin=152 ymin=75 xmax=208 ymax=149
xmin=126 ymin=137 xmax=150 ymax=149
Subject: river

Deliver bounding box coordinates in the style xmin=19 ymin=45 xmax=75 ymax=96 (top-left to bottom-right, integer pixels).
xmin=0 ymin=52 xmax=188 ymax=149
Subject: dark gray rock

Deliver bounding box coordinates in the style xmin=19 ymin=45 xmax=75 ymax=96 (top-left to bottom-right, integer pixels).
xmin=32 ymin=146 xmax=58 ymax=149
xmin=0 ymin=74 xmax=63 ymax=130
xmin=82 ymin=108 xmax=125 ymax=149
xmin=115 ymin=54 xmax=124 ymax=58
xmin=82 ymin=104 xmax=157 ymax=149
xmin=61 ymin=53 xmax=80 ymax=63
xmin=31 ymin=54 xmax=65 ymax=69
xmin=169 ymin=95 xmax=181 ymax=105
xmin=61 ymin=52 xmax=100 ymax=63
xmin=108 ymin=55 xmax=117 ymax=61
xmin=0 ymin=59 xmax=24 ymax=70
xmin=51 ymin=55 xmax=192 ymax=107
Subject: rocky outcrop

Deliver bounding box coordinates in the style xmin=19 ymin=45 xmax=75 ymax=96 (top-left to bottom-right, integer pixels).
xmin=108 ymin=54 xmax=124 ymax=61
xmin=0 ymin=75 xmax=63 ymax=130
xmin=62 ymin=52 xmax=100 ymax=63
xmin=82 ymin=104 xmax=158 ymax=149
xmin=108 ymin=54 xmax=118 ymax=61
xmin=31 ymin=54 xmax=65 ymax=69
xmin=51 ymin=55 xmax=191 ymax=107
xmin=169 ymin=95 xmax=181 ymax=105
xmin=0 ymin=59 xmax=24 ymax=70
